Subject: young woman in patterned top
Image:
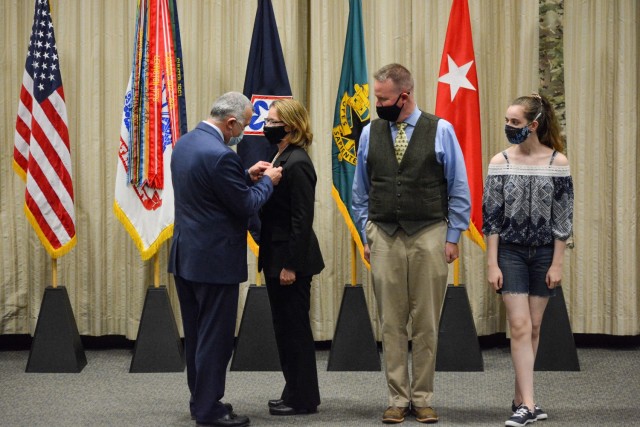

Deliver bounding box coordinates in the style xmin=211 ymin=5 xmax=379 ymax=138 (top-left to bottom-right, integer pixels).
xmin=483 ymin=93 xmax=574 ymax=427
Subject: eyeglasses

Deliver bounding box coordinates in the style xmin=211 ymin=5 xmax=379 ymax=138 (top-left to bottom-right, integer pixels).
xmin=264 ymin=119 xmax=284 ymax=126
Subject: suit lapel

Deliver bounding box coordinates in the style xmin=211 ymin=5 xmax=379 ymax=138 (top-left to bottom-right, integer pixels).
xmin=274 ymin=145 xmax=296 ymax=167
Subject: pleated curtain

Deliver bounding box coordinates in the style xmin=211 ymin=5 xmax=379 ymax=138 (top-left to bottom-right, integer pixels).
xmin=1 ymin=0 xmax=638 ymax=340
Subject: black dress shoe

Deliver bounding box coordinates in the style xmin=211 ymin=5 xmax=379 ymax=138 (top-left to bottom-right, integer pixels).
xmin=269 ymin=403 xmax=317 ymax=416
xmin=196 ymin=413 xmax=250 ymax=427
xmin=192 ymin=403 xmax=235 ymax=420
xmin=224 ymin=403 xmax=236 ymax=418
xmin=268 ymin=399 xmax=284 ymax=408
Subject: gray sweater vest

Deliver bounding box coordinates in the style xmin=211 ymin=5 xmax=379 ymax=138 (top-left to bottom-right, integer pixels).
xmin=367 ymin=112 xmax=448 ymax=236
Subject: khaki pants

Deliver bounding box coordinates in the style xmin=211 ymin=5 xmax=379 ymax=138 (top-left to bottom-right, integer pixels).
xmin=366 ymin=221 xmax=448 ymax=408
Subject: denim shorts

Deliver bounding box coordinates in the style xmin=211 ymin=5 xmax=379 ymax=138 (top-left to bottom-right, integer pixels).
xmin=497 ymin=242 xmax=556 ymax=297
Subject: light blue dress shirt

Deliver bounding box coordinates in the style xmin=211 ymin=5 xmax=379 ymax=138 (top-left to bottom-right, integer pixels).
xmin=351 ymin=107 xmax=471 ymax=245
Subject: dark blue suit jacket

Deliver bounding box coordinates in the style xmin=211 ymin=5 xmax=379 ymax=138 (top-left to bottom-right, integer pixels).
xmin=168 ymin=121 xmax=273 ymax=284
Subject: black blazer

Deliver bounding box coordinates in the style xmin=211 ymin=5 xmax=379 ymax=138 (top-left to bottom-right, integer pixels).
xmin=258 ymin=144 xmax=324 ymax=278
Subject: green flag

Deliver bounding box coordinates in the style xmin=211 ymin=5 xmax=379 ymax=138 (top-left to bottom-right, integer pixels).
xmin=331 ymin=0 xmax=369 ymax=264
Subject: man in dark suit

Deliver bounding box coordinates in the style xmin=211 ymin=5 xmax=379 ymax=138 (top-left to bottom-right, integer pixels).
xmin=169 ymin=91 xmax=282 ymax=427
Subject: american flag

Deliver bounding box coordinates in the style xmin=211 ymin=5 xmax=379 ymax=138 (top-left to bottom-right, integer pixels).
xmin=14 ymin=0 xmax=76 ymax=258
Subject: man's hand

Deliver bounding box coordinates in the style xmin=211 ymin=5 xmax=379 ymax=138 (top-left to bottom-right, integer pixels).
xmin=263 ymin=166 xmax=283 ymax=185
xmin=364 ymin=244 xmax=370 ymax=263
xmin=280 ymin=268 xmax=296 ymax=286
xmin=444 ymin=242 xmax=459 ymax=264
xmin=248 ymin=161 xmax=272 ymax=183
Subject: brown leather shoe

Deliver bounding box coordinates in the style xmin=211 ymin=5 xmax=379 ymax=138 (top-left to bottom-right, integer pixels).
xmin=382 ymin=406 xmax=410 ymax=424
xmin=412 ymin=406 xmax=438 ymax=423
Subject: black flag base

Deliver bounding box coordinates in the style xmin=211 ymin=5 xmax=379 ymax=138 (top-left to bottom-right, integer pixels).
xmin=327 ymin=285 xmax=381 ymax=371
xmin=26 ymin=286 xmax=87 ymax=373
xmin=130 ymin=286 xmax=185 ymax=373
xmin=231 ymin=284 xmax=280 ymax=371
xmin=535 ymin=286 xmax=580 ymax=371
xmin=436 ymin=284 xmax=484 ymax=372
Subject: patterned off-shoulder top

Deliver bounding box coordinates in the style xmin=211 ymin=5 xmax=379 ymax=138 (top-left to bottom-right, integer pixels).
xmin=482 ymin=150 xmax=574 ymax=246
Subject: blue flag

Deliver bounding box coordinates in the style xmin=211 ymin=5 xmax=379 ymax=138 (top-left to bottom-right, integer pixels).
xmin=331 ymin=0 xmax=370 ymax=264
xmin=238 ymin=0 xmax=292 ymax=255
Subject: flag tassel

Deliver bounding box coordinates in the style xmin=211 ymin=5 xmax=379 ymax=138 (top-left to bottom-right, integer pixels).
xmin=464 ymin=223 xmax=486 ymax=251
xmin=331 ymin=186 xmax=370 ymax=269
xmin=113 ymin=200 xmax=174 ymax=261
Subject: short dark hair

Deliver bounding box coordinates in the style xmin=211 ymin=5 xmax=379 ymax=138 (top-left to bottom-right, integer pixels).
xmin=373 ymin=63 xmax=414 ymax=92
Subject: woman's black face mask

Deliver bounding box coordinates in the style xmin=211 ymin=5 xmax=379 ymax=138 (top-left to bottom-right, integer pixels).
xmin=263 ymin=125 xmax=289 ymax=145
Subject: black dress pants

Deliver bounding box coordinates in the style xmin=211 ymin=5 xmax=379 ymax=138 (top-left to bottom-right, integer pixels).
xmin=266 ymin=274 xmax=320 ymax=409
xmin=174 ymin=276 xmax=238 ymax=423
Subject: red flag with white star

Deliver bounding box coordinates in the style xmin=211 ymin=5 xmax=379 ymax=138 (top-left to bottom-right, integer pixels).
xmin=435 ymin=0 xmax=485 ymax=250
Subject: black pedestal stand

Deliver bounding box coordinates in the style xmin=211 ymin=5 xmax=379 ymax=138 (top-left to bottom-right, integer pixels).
xmin=436 ymin=284 xmax=483 ymax=371
xmin=130 ymin=286 xmax=185 ymax=372
xmin=230 ymin=285 xmax=280 ymax=371
xmin=327 ymin=285 xmax=381 ymax=371
xmin=535 ymin=286 xmax=580 ymax=371
xmin=26 ymin=286 xmax=87 ymax=373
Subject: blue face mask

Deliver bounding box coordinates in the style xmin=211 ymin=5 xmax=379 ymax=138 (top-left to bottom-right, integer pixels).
xmin=228 ymin=120 xmax=244 ymax=146
xmin=505 ymin=111 xmax=542 ymax=145
xmin=504 ymin=124 xmax=531 ymax=145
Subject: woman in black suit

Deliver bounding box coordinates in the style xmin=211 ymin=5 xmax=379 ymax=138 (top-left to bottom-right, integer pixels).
xmin=259 ymin=98 xmax=324 ymax=416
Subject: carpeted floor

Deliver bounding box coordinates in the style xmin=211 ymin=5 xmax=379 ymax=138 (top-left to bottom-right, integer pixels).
xmin=0 ymin=346 xmax=638 ymax=426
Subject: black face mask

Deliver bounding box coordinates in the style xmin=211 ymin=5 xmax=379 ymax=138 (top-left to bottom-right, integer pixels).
xmin=376 ymin=93 xmax=405 ymax=122
xmin=263 ymin=125 xmax=289 ymax=145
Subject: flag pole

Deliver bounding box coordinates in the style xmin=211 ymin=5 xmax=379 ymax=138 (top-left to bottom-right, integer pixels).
xmin=52 ymin=257 xmax=58 ymax=288
xmin=453 ymin=239 xmax=461 ymax=286
xmin=153 ymin=253 xmax=160 ymax=288
xmin=350 ymin=238 xmax=357 ymax=286
xmin=453 ymin=258 xmax=460 ymax=286
xmin=255 ymin=262 xmax=262 ymax=287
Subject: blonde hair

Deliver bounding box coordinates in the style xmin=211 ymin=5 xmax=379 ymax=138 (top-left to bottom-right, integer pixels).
xmin=511 ymin=93 xmax=564 ymax=152
xmin=270 ymin=98 xmax=313 ymax=149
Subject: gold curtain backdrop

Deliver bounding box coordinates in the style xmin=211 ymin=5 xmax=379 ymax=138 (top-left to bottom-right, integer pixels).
xmin=1 ymin=0 xmax=638 ymax=340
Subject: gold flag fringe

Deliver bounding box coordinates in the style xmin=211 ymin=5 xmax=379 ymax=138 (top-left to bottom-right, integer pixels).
xmin=113 ymin=200 xmax=173 ymax=261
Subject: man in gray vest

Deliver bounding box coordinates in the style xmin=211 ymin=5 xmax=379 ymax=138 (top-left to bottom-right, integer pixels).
xmin=352 ymin=63 xmax=470 ymax=424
